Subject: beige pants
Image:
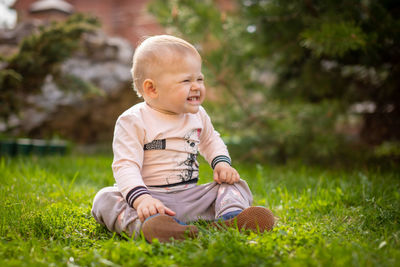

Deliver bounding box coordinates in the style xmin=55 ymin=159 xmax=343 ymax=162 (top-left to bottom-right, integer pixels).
xmin=91 ymin=180 xmax=253 ymax=238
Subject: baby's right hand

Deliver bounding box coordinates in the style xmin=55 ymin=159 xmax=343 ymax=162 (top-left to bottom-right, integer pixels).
xmin=133 ymin=194 xmax=176 ymax=222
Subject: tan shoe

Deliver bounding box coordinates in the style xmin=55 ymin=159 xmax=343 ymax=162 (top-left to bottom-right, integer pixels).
xmin=141 ymin=214 xmax=198 ymax=243
xmin=213 ymin=206 xmax=275 ymax=233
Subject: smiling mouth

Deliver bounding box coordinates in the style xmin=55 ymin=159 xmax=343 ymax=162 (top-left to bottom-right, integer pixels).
xmin=187 ymin=96 xmax=200 ymax=101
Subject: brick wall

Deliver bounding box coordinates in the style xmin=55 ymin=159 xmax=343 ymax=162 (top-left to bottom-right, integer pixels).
xmin=12 ymin=0 xmax=164 ymax=46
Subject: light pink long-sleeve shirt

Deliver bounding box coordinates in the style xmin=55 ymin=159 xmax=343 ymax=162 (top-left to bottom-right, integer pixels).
xmin=112 ymin=102 xmax=231 ymax=207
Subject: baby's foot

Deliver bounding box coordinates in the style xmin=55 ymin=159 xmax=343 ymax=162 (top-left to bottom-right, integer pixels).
xmin=141 ymin=214 xmax=198 ymax=243
xmin=213 ymin=206 xmax=275 ymax=233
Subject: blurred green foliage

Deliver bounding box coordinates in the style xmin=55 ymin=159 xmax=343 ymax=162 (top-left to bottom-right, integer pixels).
xmin=149 ymin=0 xmax=400 ymax=163
xmin=0 ymin=14 xmax=99 ymax=125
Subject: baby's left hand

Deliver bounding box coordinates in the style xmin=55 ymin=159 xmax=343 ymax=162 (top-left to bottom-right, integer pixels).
xmin=213 ymin=162 xmax=240 ymax=185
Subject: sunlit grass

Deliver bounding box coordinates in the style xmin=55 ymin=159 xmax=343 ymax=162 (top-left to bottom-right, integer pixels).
xmin=0 ymin=155 xmax=399 ymax=266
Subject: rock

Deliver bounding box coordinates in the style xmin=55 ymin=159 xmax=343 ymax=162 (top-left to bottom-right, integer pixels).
xmin=1 ymin=24 xmax=141 ymax=143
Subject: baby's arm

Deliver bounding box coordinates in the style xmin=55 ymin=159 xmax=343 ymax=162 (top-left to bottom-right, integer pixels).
xmin=198 ymin=107 xmax=240 ymax=184
xmin=133 ymin=195 xmax=176 ymax=222
xmin=213 ymin=162 xmax=240 ymax=185
xmin=113 ymin=112 xmax=176 ymax=222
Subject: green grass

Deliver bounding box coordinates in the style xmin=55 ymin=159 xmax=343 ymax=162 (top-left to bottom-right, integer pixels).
xmin=0 ymin=155 xmax=399 ymax=266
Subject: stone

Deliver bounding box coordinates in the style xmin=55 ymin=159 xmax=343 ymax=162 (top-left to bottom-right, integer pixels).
xmin=0 ymin=24 xmax=140 ymax=143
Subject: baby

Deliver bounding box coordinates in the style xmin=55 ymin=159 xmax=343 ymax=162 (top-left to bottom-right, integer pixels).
xmin=91 ymin=35 xmax=274 ymax=242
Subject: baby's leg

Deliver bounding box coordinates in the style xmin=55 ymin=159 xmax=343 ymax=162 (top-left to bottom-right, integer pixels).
xmin=214 ymin=179 xmax=253 ymax=219
xmin=91 ymin=186 xmax=142 ymax=238
xmin=158 ymin=179 xmax=253 ymax=222
xmin=214 ymin=180 xmax=275 ymax=232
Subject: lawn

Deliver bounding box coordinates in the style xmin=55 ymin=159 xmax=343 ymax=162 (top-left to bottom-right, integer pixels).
xmin=0 ymin=155 xmax=399 ymax=266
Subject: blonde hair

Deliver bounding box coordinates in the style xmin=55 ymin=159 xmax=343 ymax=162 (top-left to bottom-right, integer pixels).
xmin=131 ymin=35 xmax=201 ymax=97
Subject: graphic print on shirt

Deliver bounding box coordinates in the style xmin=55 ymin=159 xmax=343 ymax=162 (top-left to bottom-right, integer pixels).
xmin=143 ymin=139 xmax=166 ymax=150
xmin=164 ymin=129 xmax=201 ymax=185
xmin=178 ymin=129 xmax=201 ymax=182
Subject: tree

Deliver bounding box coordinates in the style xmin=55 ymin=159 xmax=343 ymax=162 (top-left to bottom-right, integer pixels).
xmin=243 ymin=0 xmax=400 ymax=145
xmin=149 ymin=0 xmax=400 ymax=162
xmin=0 ymin=14 xmax=99 ymax=125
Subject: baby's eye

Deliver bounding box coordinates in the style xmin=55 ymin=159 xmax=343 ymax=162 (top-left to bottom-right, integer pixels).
xmin=182 ymin=79 xmax=190 ymax=83
xmin=197 ymin=78 xmax=204 ymax=81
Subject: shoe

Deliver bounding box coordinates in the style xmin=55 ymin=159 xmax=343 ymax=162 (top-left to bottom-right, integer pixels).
xmin=213 ymin=206 xmax=275 ymax=233
xmin=141 ymin=214 xmax=198 ymax=243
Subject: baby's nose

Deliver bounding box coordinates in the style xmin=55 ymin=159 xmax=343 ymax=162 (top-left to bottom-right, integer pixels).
xmin=191 ymin=81 xmax=200 ymax=90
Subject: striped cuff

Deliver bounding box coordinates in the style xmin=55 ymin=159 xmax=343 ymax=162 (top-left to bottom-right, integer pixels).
xmin=211 ymin=155 xmax=231 ymax=169
xmin=126 ymin=186 xmax=150 ymax=207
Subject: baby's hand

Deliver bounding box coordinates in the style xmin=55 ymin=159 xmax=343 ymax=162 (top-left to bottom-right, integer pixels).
xmin=213 ymin=162 xmax=240 ymax=185
xmin=133 ymin=194 xmax=176 ymax=222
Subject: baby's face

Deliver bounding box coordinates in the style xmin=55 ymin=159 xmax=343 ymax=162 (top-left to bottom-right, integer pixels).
xmin=150 ymin=52 xmax=206 ymax=115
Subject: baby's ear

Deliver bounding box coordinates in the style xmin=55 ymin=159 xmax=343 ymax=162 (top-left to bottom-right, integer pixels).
xmin=143 ymin=79 xmax=158 ymax=98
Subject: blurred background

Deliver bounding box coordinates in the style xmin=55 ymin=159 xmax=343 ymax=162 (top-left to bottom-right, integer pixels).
xmin=0 ymin=0 xmax=399 ymax=165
